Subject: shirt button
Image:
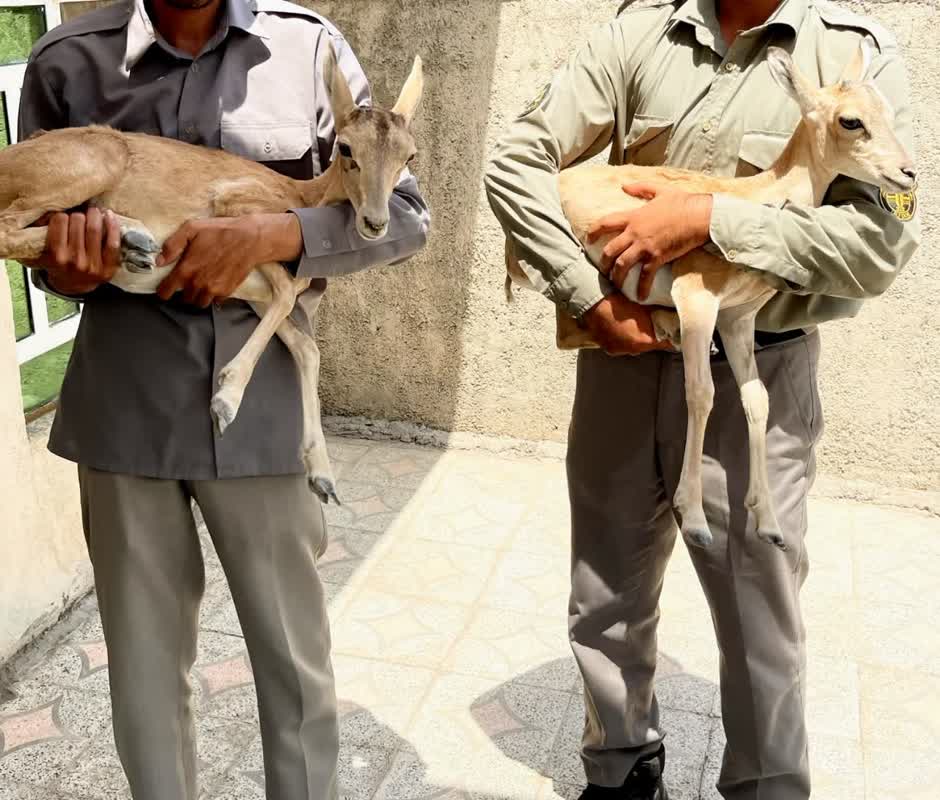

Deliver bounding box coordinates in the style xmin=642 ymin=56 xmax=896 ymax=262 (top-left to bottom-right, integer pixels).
xmin=263 ymin=142 xmax=273 ymax=154
xmin=727 ymin=249 xmax=739 ymax=261
xmin=190 ymin=62 xmax=199 ymax=73
xmin=322 ymin=239 xmax=333 ymax=250
xmin=702 ymin=120 xmax=713 ymax=133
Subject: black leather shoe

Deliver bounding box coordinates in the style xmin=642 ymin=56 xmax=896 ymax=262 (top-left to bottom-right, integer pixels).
xmin=577 ymin=746 xmax=668 ymax=800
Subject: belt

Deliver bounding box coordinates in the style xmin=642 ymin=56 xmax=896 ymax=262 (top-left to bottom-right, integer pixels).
xmin=711 ymin=328 xmax=806 ymax=360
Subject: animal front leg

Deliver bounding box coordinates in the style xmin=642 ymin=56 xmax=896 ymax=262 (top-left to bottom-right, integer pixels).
xmin=717 ymin=307 xmax=785 ymax=550
xmin=672 ymin=287 xmax=720 ymax=548
xmin=116 ymin=218 xmax=161 ymax=275
xmin=0 ymin=213 xmax=160 ymax=275
xmin=273 ymin=317 xmax=337 ymax=504
xmin=211 ymin=264 xmax=295 ymax=435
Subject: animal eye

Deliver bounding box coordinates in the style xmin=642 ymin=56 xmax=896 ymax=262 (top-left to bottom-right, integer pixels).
xmin=338 ymin=142 xmax=352 ymax=158
xmin=839 ymin=117 xmax=864 ymax=131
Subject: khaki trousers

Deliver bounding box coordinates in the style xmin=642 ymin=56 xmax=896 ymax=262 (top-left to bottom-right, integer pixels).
xmin=78 ymin=468 xmax=338 ymax=800
xmin=567 ymin=332 xmax=824 ymax=800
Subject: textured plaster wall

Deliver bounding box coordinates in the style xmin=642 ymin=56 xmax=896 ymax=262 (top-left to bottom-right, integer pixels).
xmin=0 ymin=273 xmax=90 ymax=664
xmin=310 ymin=0 xmax=939 ymax=492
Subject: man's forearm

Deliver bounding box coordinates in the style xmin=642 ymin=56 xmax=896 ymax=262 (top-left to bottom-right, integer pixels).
xmin=43 ymin=269 xmax=101 ymax=296
xmin=252 ymin=213 xmax=304 ymax=264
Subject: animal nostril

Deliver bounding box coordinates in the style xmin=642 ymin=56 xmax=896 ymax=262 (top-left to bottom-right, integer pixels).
xmin=901 ymin=167 xmax=917 ymax=181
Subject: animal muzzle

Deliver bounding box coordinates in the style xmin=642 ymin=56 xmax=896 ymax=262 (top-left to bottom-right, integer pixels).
xmin=359 ymin=212 xmax=389 ymax=240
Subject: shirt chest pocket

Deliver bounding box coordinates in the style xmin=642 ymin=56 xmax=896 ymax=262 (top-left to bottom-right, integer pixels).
xmin=219 ymin=121 xmax=317 ymax=180
xmin=622 ymin=115 xmax=675 ymax=167
xmin=736 ymin=130 xmax=791 ymax=178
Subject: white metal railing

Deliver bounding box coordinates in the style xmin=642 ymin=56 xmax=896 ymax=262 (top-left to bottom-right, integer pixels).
xmin=1 ymin=0 xmax=87 ymax=365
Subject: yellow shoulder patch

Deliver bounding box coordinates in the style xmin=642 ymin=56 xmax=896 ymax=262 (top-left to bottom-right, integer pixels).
xmin=879 ymin=188 xmax=917 ymax=222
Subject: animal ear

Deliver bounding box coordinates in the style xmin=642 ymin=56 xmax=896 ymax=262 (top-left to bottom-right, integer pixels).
xmin=321 ymin=42 xmax=357 ymax=132
xmin=840 ymin=37 xmax=875 ymax=83
xmin=392 ymin=55 xmax=424 ymax=127
xmin=767 ymin=46 xmax=817 ymax=114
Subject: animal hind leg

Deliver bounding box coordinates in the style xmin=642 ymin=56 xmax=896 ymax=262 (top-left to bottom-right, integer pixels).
xmin=272 ymin=314 xmax=338 ymax=505
xmin=651 ymin=309 xmax=681 ymax=350
xmin=716 ymin=302 xmax=785 ymax=550
xmin=210 ymin=264 xmax=296 ymax=435
xmin=671 ymin=283 xmax=721 ymax=548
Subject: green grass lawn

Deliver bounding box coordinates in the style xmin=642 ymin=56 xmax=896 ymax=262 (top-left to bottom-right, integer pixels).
xmin=20 ymin=340 xmax=74 ymax=411
xmin=6 ymin=261 xmax=79 ymax=411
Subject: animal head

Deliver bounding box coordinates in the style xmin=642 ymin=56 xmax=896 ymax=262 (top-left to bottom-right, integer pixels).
xmin=321 ymin=45 xmax=423 ymax=240
xmin=767 ymin=42 xmax=916 ymax=193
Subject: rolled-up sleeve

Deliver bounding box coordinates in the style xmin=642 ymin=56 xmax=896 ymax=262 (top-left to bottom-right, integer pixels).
xmin=484 ymin=23 xmax=629 ymax=320
xmin=709 ymin=50 xmax=921 ymax=300
xmin=292 ymin=29 xmax=430 ymax=279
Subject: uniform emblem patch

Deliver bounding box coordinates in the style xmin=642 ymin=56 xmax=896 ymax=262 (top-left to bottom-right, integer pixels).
xmin=879 ymin=188 xmax=917 ymax=221
xmin=519 ymin=81 xmax=552 ymax=118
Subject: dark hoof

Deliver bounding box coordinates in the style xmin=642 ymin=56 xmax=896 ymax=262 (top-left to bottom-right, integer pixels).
xmin=121 ymin=229 xmax=160 ymax=274
xmin=309 ymin=476 xmax=340 ymax=505
xmin=684 ymin=527 xmax=713 ymax=548
xmin=758 ymin=531 xmax=788 ymax=551
xmin=210 ymin=396 xmax=236 ymax=437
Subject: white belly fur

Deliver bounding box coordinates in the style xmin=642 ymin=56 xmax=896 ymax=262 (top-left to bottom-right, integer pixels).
xmin=109 ymin=263 xmax=273 ymax=304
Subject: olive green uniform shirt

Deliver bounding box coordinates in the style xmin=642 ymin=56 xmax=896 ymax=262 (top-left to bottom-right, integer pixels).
xmin=485 ymin=0 xmax=921 ymax=331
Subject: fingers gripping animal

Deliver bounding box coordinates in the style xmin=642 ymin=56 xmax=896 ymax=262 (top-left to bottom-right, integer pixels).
xmin=505 ymin=43 xmax=915 ymax=550
xmin=0 ymin=46 xmax=425 ymax=505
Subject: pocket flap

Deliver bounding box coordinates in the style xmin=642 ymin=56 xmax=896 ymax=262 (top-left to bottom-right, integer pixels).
xmin=220 ymin=121 xmax=313 ymax=162
xmin=624 ymin=114 xmax=675 ymax=150
xmin=738 ymin=130 xmax=791 ymax=171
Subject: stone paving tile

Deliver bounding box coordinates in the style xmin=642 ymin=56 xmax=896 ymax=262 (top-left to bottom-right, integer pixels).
xmin=323 ymin=481 xmax=418 ymax=534
xmin=441 ymin=608 xmax=571 ymax=684
xmin=319 ymin=527 xmax=384 ymax=587
xmin=331 ymin=591 xmax=475 ymax=670
xmin=362 ymin=539 xmax=501 ymax=607
xmin=543 ymin=695 xmax=585 ymax=788
xmin=332 ymin=655 xmax=436 ymax=752
xmin=343 ymin=444 xmax=444 ymax=490
xmin=479 ymin=549 xmax=571 ymax=618
xmin=2 ymin=439 xmax=939 ymax=800
xmin=0 ymin=780 xmax=80 ymax=799
xmin=56 ymin=737 xmax=130 ymax=800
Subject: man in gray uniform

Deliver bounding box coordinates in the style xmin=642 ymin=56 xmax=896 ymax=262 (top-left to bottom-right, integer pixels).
xmin=19 ymin=0 xmax=429 ymax=798
xmin=485 ymin=1 xmax=919 ymax=799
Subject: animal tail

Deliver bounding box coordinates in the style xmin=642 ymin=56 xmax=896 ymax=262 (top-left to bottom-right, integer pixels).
xmin=504 ymin=275 xmax=514 ymax=304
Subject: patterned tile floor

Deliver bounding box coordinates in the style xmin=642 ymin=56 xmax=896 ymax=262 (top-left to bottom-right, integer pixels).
xmin=1 ymin=437 xmax=939 ymax=800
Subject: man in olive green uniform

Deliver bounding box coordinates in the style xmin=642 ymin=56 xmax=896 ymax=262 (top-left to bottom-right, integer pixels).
xmin=485 ymin=1 xmax=920 ymax=799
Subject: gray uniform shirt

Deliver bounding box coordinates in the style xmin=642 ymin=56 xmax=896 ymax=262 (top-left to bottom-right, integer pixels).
xmin=20 ymin=0 xmax=430 ymax=479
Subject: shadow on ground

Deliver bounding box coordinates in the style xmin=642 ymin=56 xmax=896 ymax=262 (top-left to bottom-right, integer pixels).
xmin=469 ymin=657 xmax=724 ymax=800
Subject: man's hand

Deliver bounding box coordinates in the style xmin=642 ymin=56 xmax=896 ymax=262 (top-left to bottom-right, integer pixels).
xmin=587 ymin=183 xmax=713 ymax=301
xmin=157 ymin=213 xmax=303 ymax=307
xmin=581 ymin=294 xmax=674 ymax=356
xmin=26 ymin=208 xmax=122 ymax=296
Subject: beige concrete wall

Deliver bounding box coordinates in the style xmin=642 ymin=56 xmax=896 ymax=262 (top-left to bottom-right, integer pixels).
xmin=311 ymin=0 xmax=939 ymax=493
xmin=0 ymin=272 xmax=90 ymax=664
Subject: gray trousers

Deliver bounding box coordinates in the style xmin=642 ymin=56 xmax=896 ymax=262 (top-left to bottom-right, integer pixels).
xmin=78 ymin=468 xmax=338 ymax=800
xmin=567 ymin=332 xmax=824 ymax=800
